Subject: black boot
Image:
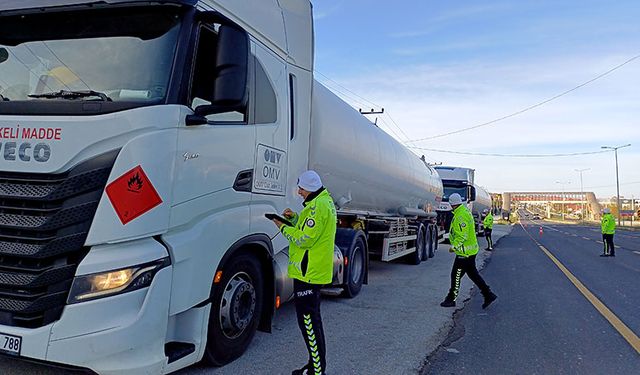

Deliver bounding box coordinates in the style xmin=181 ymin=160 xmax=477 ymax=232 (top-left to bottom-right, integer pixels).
xmin=482 ymin=292 xmax=497 ymax=309
xmin=440 ymin=299 xmax=455 ymax=307
xmin=292 ymin=364 xmax=311 ymax=375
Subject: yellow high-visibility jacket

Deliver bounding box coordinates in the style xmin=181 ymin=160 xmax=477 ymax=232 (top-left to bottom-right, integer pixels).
xmin=450 ymin=205 xmax=479 ymax=257
xmin=281 ymin=188 xmax=337 ymax=284
xmin=601 ymin=213 xmax=616 ymax=235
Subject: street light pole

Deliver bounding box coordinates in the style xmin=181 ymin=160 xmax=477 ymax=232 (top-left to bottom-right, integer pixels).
xmin=575 ymin=168 xmax=590 ymax=223
xmin=601 ymin=144 xmax=631 ymax=226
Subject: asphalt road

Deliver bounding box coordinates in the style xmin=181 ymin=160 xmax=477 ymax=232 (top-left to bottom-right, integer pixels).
xmin=425 ymin=220 xmax=640 ymax=375
xmin=0 ymin=226 xmax=512 ymax=375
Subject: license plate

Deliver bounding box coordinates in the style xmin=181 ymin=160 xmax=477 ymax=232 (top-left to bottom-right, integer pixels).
xmin=0 ymin=333 xmax=21 ymax=356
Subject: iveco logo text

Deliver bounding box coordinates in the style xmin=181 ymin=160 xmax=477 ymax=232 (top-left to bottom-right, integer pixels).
xmin=0 ymin=142 xmax=51 ymax=162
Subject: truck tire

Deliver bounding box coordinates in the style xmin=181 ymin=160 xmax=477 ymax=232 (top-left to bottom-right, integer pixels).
xmin=433 ymin=227 xmax=439 ymax=251
xmin=428 ymin=225 xmax=437 ymax=258
xmin=410 ymin=225 xmax=425 ymax=265
xmin=343 ymin=235 xmax=366 ymax=298
xmin=419 ymin=225 xmax=429 ymax=261
xmin=203 ymin=254 xmax=263 ymax=366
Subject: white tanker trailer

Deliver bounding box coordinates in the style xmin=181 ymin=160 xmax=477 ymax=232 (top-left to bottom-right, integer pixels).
xmin=304 ymin=82 xmax=444 ymax=292
xmin=311 ymin=83 xmax=443 ymax=218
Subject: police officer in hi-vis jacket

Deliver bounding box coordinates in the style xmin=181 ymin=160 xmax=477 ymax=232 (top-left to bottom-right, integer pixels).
xmin=271 ymin=170 xmax=336 ymax=375
xmin=440 ymin=193 xmax=497 ymax=309
xmin=483 ymin=209 xmax=494 ymax=251
xmin=600 ymin=207 xmax=616 ymax=257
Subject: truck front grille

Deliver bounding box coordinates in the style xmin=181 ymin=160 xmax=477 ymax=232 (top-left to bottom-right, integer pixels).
xmin=0 ymin=151 xmax=118 ymax=328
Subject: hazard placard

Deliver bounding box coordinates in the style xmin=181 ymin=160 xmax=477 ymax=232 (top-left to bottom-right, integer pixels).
xmin=106 ymin=165 xmax=163 ymax=225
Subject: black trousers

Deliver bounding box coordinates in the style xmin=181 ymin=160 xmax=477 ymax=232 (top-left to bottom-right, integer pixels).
xmin=294 ymin=280 xmax=326 ymax=374
xmin=484 ymin=228 xmax=493 ymax=249
xmin=603 ymin=233 xmax=615 ymax=255
xmin=446 ymin=255 xmax=492 ymax=301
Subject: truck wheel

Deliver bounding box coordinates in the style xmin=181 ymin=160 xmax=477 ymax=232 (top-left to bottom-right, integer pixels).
xmin=203 ymin=254 xmax=263 ymax=366
xmin=343 ymin=236 xmax=366 ymax=298
xmin=428 ymin=226 xmax=437 ymax=258
xmin=420 ymin=225 xmax=429 ymax=261
xmin=410 ymin=225 xmax=425 ymax=265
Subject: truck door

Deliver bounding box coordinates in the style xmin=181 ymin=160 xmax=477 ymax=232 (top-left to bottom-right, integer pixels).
xmin=172 ymin=23 xmax=256 ymax=219
xmin=252 ymin=44 xmax=289 ymax=218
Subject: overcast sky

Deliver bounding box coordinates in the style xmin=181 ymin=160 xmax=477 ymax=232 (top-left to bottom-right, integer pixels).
xmin=311 ymin=0 xmax=640 ymax=200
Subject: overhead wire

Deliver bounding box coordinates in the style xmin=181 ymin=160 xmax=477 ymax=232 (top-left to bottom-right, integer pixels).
xmin=315 ymin=74 xmax=408 ymax=142
xmin=585 ymin=181 xmax=640 ymax=189
xmin=406 ymin=53 xmax=640 ymax=143
xmin=315 ymin=70 xmax=413 ymax=142
xmin=315 ymin=70 xmax=381 ymax=109
xmin=406 ymin=146 xmax=613 ymax=158
xmin=315 ymin=74 xmax=440 ymax=161
xmin=376 ymin=116 xmax=408 ymax=143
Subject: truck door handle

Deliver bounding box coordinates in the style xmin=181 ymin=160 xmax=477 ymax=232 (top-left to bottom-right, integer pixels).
xmin=233 ymin=170 xmax=253 ymax=192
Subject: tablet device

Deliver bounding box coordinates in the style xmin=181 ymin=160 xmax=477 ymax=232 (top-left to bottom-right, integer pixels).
xmin=265 ymin=213 xmax=293 ymax=226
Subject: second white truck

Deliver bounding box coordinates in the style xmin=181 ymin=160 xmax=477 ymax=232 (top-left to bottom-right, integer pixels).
xmin=435 ymin=166 xmax=492 ymax=235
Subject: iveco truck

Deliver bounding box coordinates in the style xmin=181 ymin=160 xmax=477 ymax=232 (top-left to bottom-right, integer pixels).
xmin=435 ymin=166 xmax=492 ymax=235
xmin=0 ymin=1 xmax=443 ymax=373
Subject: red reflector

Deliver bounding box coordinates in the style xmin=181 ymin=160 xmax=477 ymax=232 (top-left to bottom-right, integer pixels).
xmin=344 ymin=257 xmax=348 ymax=266
xmin=276 ymin=295 xmax=281 ymax=309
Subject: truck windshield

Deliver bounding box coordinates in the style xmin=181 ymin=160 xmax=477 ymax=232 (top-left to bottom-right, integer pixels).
xmin=442 ymin=186 xmax=468 ymax=202
xmin=0 ymin=6 xmax=182 ymax=112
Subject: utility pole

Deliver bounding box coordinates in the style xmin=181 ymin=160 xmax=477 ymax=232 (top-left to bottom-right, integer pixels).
xmin=632 ymin=195 xmax=635 ymax=226
xmin=601 ymin=144 xmax=631 ymax=226
xmin=575 ymin=168 xmax=590 ymax=224
xmin=359 ymin=108 xmax=384 ymax=115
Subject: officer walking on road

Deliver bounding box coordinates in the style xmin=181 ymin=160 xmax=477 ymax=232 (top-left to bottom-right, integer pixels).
xmin=600 ymin=207 xmax=616 ymax=257
xmin=440 ymin=193 xmax=497 ymax=309
xmin=271 ymin=170 xmax=336 ymax=375
xmin=483 ymin=209 xmax=494 ymax=251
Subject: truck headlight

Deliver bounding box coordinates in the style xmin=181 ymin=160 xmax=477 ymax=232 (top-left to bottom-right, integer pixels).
xmin=67 ymin=258 xmax=170 ymax=304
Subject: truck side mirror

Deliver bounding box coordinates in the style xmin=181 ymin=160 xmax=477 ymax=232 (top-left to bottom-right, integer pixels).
xmin=468 ymin=185 xmax=477 ymax=202
xmin=0 ymin=48 xmax=8 ymax=64
xmin=193 ymin=25 xmax=249 ymax=118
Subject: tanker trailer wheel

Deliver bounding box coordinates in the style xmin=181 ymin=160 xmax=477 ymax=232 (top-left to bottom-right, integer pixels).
xmin=425 ymin=226 xmax=434 ymax=259
xmin=410 ymin=224 xmax=425 ymax=265
xmin=204 ymin=254 xmax=263 ymax=366
xmin=419 ymin=225 xmax=430 ymax=261
xmin=432 ymin=226 xmax=439 ymax=252
xmin=342 ymin=235 xmax=366 ymax=298
xmin=428 ymin=225 xmax=437 ymax=258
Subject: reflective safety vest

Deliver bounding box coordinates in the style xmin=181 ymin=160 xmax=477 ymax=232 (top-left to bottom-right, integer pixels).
xmin=483 ymin=213 xmax=494 ymax=230
xmin=450 ymin=204 xmax=479 ymax=257
xmin=281 ymin=188 xmax=337 ymax=284
xmin=601 ymin=213 xmax=616 ymax=234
